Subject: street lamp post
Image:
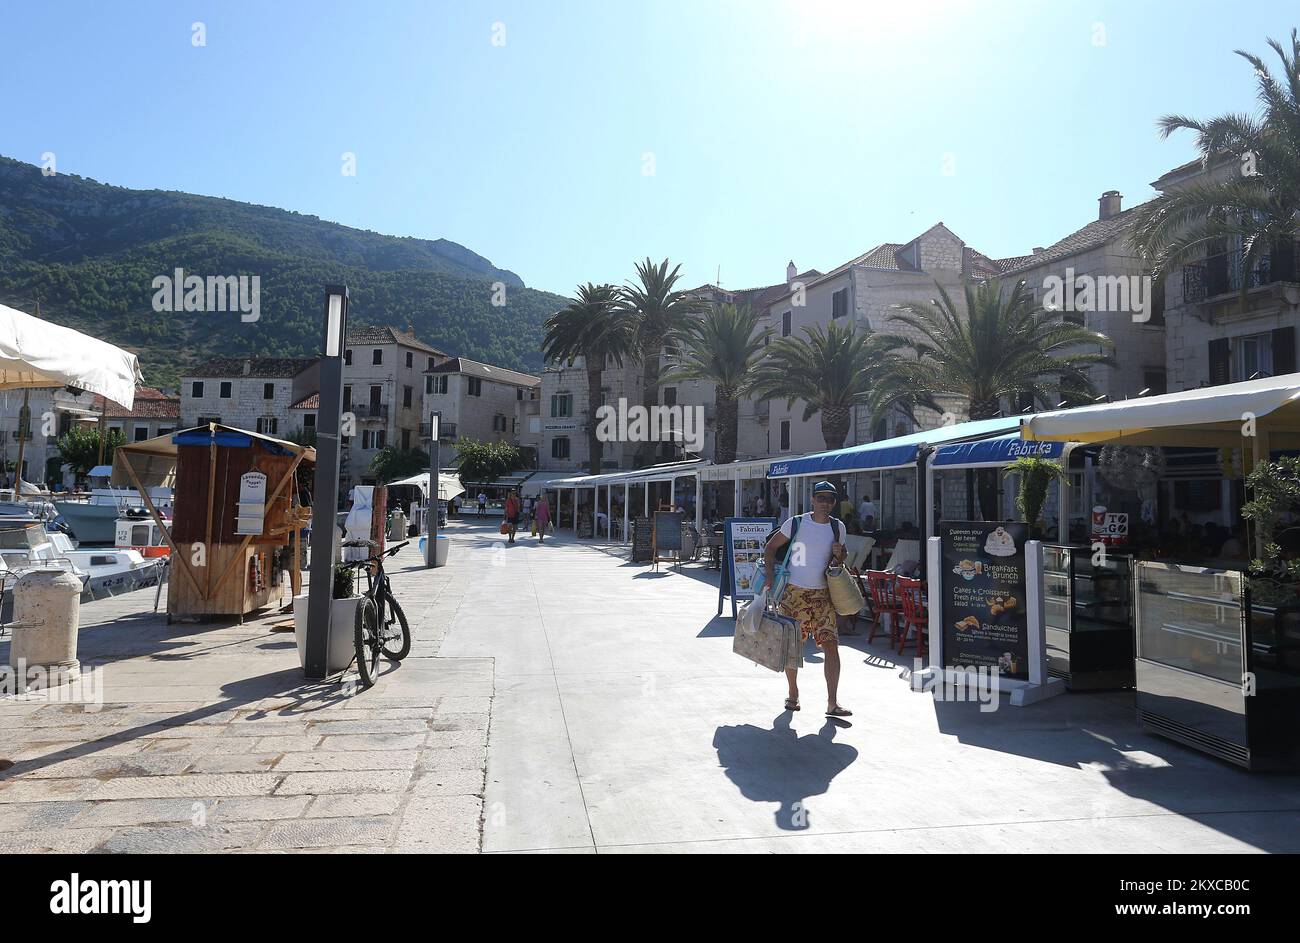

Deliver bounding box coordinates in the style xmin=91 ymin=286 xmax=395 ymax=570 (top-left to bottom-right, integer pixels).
xmin=426 ymin=412 xmax=440 ymax=567
xmin=304 ymin=285 xmax=349 ymax=679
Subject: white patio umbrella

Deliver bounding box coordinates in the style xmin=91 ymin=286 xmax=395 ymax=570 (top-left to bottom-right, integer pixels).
xmin=388 ymin=471 xmax=466 ymax=502
xmin=0 ymin=303 xmax=143 ymax=492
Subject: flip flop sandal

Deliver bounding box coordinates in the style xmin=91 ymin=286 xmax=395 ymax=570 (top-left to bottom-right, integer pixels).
xmin=825 ymin=706 xmax=853 ymax=718
xmin=784 ymin=698 xmax=800 ymax=711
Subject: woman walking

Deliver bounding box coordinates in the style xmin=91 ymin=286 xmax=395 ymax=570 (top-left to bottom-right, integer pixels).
xmin=534 ymin=494 xmax=551 ymax=544
xmin=504 ymin=490 xmax=521 ymax=543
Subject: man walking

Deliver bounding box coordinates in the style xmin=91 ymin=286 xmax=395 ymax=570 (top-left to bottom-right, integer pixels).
xmin=762 ymin=480 xmax=851 ymax=719
xmin=477 ymin=491 xmax=487 ymax=516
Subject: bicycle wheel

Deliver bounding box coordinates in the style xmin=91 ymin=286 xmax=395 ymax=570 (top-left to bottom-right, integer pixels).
xmin=353 ymin=595 xmax=382 ymax=689
xmin=380 ymin=590 xmax=411 ymax=661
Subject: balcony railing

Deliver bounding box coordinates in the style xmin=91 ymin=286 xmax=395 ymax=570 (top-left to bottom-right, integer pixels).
xmin=347 ymin=402 xmax=389 ymax=421
xmin=419 ymin=421 xmax=457 ymax=440
xmin=1183 ymin=242 xmax=1299 ymax=304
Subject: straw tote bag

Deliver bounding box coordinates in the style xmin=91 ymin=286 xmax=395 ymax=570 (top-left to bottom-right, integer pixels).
xmin=825 ymin=518 xmax=866 ymax=616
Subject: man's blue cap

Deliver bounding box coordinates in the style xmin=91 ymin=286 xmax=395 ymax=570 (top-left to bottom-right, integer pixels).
xmin=812 ymin=480 xmax=837 ymax=496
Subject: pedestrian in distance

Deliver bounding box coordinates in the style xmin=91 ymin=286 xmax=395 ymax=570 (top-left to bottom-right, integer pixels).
xmin=504 ymin=490 xmax=521 ymax=544
xmin=534 ymin=494 xmax=551 ymax=543
xmin=762 ymin=479 xmax=851 ymax=719
xmin=478 ymin=491 xmax=487 ymax=516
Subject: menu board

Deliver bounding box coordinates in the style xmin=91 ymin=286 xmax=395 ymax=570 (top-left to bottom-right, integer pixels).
xmin=235 ymin=471 xmax=267 ymax=536
xmin=631 ymin=517 xmax=653 ymax=562
xmin=718 ymin=517 xmax=778 ymax=618
xmin=939 ymin=521 xmax=1029 ymax=679
xmin=654 ymin=511 xmax=684 ymax=552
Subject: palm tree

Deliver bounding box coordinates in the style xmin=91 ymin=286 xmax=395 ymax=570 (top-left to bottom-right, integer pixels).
xmin=749 ymin=321 xmax=894 ymax=452
xmin=868 ymin=278 xmax=1113 ymax=519
xmin=662 ymin=303 xmax=770 ymax=464
xmin=620 ymin=258 xmax=701 ymax=466
xmin=542 ymin=283 xmax=636 ymax=476
xmin=1131 ymin=31 xmax=1300 ymax=291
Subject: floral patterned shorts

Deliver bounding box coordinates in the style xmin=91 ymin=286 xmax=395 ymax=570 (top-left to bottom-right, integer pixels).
xmin=778 ymin=585 xmax=838 ymax=648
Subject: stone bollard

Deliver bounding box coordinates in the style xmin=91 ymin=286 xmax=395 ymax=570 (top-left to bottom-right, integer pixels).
xmin=9 ymin=569 xmax=82 ymax=691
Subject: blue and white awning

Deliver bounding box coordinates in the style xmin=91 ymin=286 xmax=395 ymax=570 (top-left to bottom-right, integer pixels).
xmin=931 ymin=434 xmax=1064 ymax=468
xmin=767 ymin=416 xmax=1021 ymax=478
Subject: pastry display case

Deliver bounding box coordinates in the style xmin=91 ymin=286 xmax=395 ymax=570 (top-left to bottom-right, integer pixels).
xmin=1134 ymin=562 xmax=1300 ymax=770
xmin=1042 ymin=545 xmax=1135 ymax=689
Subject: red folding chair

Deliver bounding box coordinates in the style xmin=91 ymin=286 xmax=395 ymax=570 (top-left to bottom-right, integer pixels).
xmin=895 ymin=576 xmax=928 ymax=658
xmin=865 ymin=570 xmax=902 ymax=645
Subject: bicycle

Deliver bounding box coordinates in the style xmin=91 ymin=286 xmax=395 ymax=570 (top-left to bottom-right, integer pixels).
xmin=341 ymin=538 xmax=412 ymax=688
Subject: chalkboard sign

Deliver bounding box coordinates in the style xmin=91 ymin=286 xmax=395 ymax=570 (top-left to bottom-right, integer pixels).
xmin=939 ymin=521 xmax=1029 ymax=679
xmin=577 ymin=513 xmax=594 ymax=539
xmin=653 ymin=511 xmax=684 ymax=552
xmin=631 ymin=517 xmax=653 ymax=562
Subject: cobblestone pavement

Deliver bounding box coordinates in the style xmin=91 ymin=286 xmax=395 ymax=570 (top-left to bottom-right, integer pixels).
xmin=0 ymin=533 xmax=490 ymax=853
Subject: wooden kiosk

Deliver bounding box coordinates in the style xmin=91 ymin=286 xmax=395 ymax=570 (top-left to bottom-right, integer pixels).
xmin=112 ymin=424 xmax=315 ymax=621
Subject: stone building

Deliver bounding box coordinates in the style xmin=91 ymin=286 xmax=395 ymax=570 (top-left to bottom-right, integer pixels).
xmin=339 ymin=326 xmax=447 ymax=489
xmin=0 ymin=386 xmax=99 ymax=486
xmin=179 ymin=358 xmax=319 ymax=438
xmin=97 ymin=386 xmax=181 ymax=444
xmin=997 ymin=190 xmax=1166 ymax=402
xmin=1150 ymin=155 xmax=1299 ymax=391
xmin=421 ymin=356 xmax=540 ymax=465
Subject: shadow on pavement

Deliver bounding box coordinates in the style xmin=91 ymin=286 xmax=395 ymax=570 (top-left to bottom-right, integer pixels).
xmin=713 ymin=713 xmax=857 ymax=831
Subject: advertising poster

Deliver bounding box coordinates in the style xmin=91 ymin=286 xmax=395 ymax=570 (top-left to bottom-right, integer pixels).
xmin=719 ymin=517 xmax=778 ymax=617
xmin=940 ymin=521 xmax=1029 ymax=679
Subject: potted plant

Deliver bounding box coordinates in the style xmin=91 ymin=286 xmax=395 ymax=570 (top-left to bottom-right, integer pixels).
xmin=1002 ymin=457 xmax=1066 ymax=540
xmin=293 ymin=562 xmax=362 ymax=672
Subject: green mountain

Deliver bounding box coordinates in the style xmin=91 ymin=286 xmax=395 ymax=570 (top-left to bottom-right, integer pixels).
xmin=0 ymin=156 xmax=567 ymax=387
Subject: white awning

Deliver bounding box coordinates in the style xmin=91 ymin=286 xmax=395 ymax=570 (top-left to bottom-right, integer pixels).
xmin=1021 ymin=373 xmax=1300 ymax=449
xmin=0 ymin=303 xmax=142 ymax=409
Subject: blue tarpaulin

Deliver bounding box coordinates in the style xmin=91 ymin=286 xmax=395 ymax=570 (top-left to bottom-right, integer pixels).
xmin=171 ymin=428 xmax=296 ymax=456
xmin=766 ymin=416 xmax=1021 ymax=478
xmin=931 ymin=434 xmax=1064 ymax=467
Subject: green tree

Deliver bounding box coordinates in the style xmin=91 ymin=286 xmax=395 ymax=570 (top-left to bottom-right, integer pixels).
xmin=868 ymin=279 xmax=1112 ymax=519
xmin=662 ymin=303 xmax=769 ymax=464
xmin=368 ymin=446 xmax=429 ymax=484
xmin=750 ymin=320 xmax=894 ymax=451
xmin=620 ymin=258 xmax=701 ymax=467
xmin=56 ymin=425 xmax=126 ymax=477
xmin=455 ymin=438 xmax=523 ymax=485
xmin=1002 ymin=457 xmax=1067 ymax=535
xmin=1132 ymin=32 xmax=1300 ymax=293
xmin=543 ymin=284 xmax=636 ymax=476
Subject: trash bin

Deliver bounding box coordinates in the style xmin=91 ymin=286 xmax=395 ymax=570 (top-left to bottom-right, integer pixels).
xmin=9 ymin=569 xmax=82 ymax=690
xmin=418 ymin=534 xmax=450 ymax=566
xmin=388 ymin=510 xmax=407 ymax=541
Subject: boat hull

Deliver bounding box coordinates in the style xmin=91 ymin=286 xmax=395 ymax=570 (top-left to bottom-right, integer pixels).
xmin=53 ymin=502 xmax=120 ymax=544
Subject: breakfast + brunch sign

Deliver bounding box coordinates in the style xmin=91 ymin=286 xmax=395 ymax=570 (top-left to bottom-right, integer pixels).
xmin=939 ymin=521 xmax=1029 ymax=680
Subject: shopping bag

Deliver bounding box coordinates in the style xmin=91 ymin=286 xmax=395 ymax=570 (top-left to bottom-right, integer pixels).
xmin=499 ymin=522 xmax=510 ymax=535
xmin=825 ymin=564 xmax=866 ymax=616
xmin=530 ymin=521 xmax=538 ymax=536
xmin=734 ymin=592 xmax=803 ymax=672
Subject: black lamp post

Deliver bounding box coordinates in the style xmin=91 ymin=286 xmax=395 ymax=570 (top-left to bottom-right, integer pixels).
xmin=304 ymin=285 xmax=348 ymax=679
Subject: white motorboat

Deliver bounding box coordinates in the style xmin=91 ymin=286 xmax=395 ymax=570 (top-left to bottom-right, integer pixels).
xmin=44 ymin=531 xmax=162 ymax=599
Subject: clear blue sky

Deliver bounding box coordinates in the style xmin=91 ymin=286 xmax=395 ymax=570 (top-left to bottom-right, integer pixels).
xmin=4 ymin=1 xmax=1297 ymax=296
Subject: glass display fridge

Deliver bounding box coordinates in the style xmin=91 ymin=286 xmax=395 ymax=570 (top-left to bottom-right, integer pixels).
xmin=1134 ymin=562 xmax=1300 ymax=770
xmin=1042 ymin=546 xmax=1135 ymax=689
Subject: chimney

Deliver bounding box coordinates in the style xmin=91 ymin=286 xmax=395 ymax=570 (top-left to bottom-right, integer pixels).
xmin=242 ymin=360 xmax=251 ymax=376
xmin=1032 ymin=246 xmax=1046 ymax=255
xmin=786 ymin=260 xmax=797 ymax=285
xmin=1098 ymin=190 xmax=1122 ymax=221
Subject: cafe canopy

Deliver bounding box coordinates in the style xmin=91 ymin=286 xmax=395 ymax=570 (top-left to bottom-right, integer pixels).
xmin=1020 ymin=372 xmax=1300 ymax=450
xmin=766 ymin=415 xmax=1021 ymax=478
